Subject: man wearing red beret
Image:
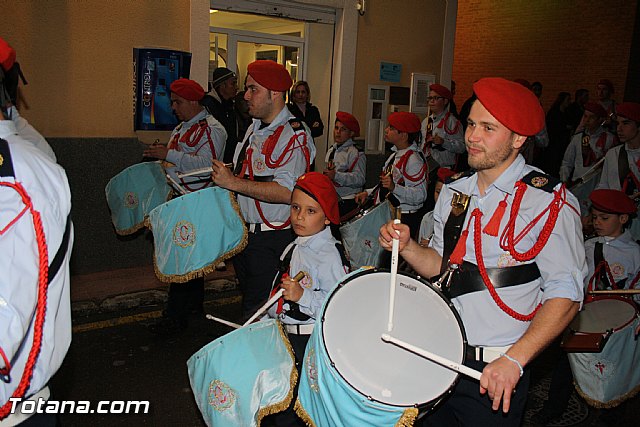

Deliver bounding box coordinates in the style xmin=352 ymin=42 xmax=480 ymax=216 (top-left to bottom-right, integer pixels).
xmin=211 ymin=60 xmax=315 ymax=318
xmin=144 ymin=77 xmax=227 ymax=334
xmin=323 ymin=111 xmax=366 ymax=218
xmin=420 ymin=83 xmax=465 ymax=171
xmin=560 ymin=101 xmax=616 ymax=200
xmin=357 ymin=111 xmax=427 ymax=236
xmin=380 ymin=77 xmax=586 ymax=426
xmin=597 ymin=102 xmax=640 ymax=240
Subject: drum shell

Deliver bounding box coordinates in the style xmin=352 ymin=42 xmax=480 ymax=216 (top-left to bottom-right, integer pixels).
xmin=339 ymin=201 xmax=392 ymax=270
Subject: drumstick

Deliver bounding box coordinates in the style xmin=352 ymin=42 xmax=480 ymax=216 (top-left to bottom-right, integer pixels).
xmin=166 ymin=174 xmax=187 ymax=195
xmin=177 ymin=164 xmax=233 ymax=178
xmin=387 ymin=219 xmax=401 ymax=332
xmin=242 ymin=271 xmax=305 ymax=327
xmin=381 ymin=334 xmax=482 ymax=381
xmin=588 ymin=289 xmax=640 ymax=295
xmin=205 ymin=314 xmax=242 ymax=329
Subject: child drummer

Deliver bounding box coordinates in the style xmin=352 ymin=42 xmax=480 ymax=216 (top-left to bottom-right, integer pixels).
xmin=263 ymin=172 xmax=349 ymax=426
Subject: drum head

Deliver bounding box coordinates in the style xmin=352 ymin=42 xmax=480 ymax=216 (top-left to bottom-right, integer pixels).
xmin=321 ymin=270 xmax=466 ymax=407
xmin=570 ymin=298 xmax=638 ymax=333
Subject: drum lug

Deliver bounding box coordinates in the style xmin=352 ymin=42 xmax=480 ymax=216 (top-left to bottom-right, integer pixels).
xmin=433 ymin=265 xmax=457 ymax=291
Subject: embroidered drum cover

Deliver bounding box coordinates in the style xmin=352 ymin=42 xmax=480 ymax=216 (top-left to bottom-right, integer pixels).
xmin=105 ymin=161 xmax=172 ymax=235
xmin=340 ymin=200 xmax=392 ymax=270
xmin=568 ymin=170 xmax=602 ymax=216
xmin=187 ymin=320 xmax=297 ymax=427
xmin=147 ymin=187 xmax=247 ymax=282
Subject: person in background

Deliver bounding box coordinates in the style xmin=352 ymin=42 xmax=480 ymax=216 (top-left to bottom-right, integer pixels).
xmin=380 ymin=77 xmax=585 ymax=426
xmin=566 ymin=88 xmax=589 ymax=133
xmin=202 ymin=67 xmax=239 ymax=164
xmin=263 ymin=172 xmax=349 ymax=427
xmin=144 ymin=78 xmax=227 ymax=334
xmin=211 ymin=60 xmax=316 ymax=319
xmin=418 ymin=167 xmax=455 ymax=247
xmin=323 ymin=111 xmax=366 ymax=218
xmin=596 ymin=79 xmax=616 ymax=131
xmin=1 ymin=107 xmax=73 ymax=426
xmin=542 ymin=92 xmax=573 ymax=177
xmin=287 ymin=80 xmax=324 ymax=139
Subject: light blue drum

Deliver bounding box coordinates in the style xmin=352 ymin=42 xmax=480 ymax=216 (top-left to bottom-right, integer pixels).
xmin=105 ymin=161 xmax=172 ymax=235
xmin=340 ymin=200 xmax=392 ymax=270
xmin=187 ymin=319 xmax=297 ymax=427
xmin=146 ymin=187 xmax=247 ymax=283
xmin=296 ymin=269 xmax=467 ymax=426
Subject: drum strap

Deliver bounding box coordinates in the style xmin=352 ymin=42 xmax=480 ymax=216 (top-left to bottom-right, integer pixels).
xmin=439 ymin=197 xmax=472 ymax=275
xmin=594 ymin=242 xmax=610 ymax=289
xmin=447 ymin=261 xmax=540 ymax=299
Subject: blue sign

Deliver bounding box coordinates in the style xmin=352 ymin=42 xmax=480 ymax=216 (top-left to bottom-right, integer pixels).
xmin=380 ymin=62 xmax=401 ymax=83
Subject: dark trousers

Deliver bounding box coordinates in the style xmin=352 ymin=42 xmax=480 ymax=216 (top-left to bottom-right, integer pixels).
xmin=419 ymin=360 xmax=530 ymax=427
xmin=165 ymin=276 xmax=204 ymax=324
xmin=232 ymin=228 xmax=294 ymax=318
xmin=541 ymin=349 xmax=573 ymax=416
xmin=262 ymin=333 xmax=310 ymax=427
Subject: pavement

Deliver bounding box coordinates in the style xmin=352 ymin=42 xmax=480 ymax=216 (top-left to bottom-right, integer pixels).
xmin=47 ymin=267 xmax=639 ymax=427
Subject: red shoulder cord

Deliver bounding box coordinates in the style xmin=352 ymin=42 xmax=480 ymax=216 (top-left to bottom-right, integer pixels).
xmin=436 ymin=112 xmax=461 ymax=135
xmin=394 ymin=151 xmax=427 ymax=183
xmin=179 ymin=123 xmax=217 ymax=192
xmin=0 ymin=182 xmax=49 ymax=419
xmin=247 ymin=126 xmax=311 ymax=229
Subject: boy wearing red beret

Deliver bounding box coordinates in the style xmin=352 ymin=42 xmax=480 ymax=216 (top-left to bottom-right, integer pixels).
xmin=323 ymin=111 xmax=366 ymax=218
xmin=263 ymin=172 xmax=349 ymax=426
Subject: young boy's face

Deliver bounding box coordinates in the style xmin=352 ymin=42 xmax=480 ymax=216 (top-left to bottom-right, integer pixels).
xmin=434 ymin=181 xmax=444 ymax=203
xmin=290 ymin=189 xmax=330 ymax=237
xmin=591 ymin=207 xmax=627 ymax=238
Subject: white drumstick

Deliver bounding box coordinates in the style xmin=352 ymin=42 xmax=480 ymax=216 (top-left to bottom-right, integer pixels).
xmin=242 ymin=289 xmax=284 ymax=327
xmin=387 ymin=219 xmax=401 ymax=332
xmin=177 ymin=167 xmax=212 ymax=178
xmin=205 ymin=314 xmax=242 ymax=329
xmin=381 ymin=333 xmax=483 ymax=381
xmin=166 ymin=174 xmax=187 ymax=195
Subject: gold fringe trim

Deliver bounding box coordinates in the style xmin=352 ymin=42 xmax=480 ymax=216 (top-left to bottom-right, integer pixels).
xmin=293 ymin=398 xmax=316 ymax=427
xmin=395 ymin=407 xmax=419 ymax=426
xmin=256 ymin=321 xmax=299 ymax=425
xmin=114 ymin=221 xmax=146 ymax=236
xmin=153 ymin=191 xmax=249 ymax=283
xmin=574 ymin=380 xmax=640 ymax=409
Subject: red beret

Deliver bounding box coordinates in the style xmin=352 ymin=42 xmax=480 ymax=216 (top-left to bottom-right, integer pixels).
xmin=513 ymin=79 xmax=531 ymax=90
xmin=472 ymin=77 xmax=545 ymax=136
xmin=336 ymin=112 xmax=360 ymax=137
xmin=436 ymin=167 xmax=456 ymax=182
xmin=0 ymin=37 xmax=16 ymax=71
xmin=589 ymin=189 xmax=636 ymax=215
xmin=170 ymin=78 xmax=205 ymax=101
xmin=294 ymin=172 xmax=340 ymax=225
xmin=584 ymin=101 xmax=607 ymax=118
xmin=597 ymin=79 xmax=614 ymax=93
xmin=247 ymin=60 xmax=293 ymax=92
xmin=429 ymin=83 xmax=453 ymax=100
xmin=616 ymin=102 xmax=640 ymax=123
xmin=388 ymin=112 xmax=421 ymax=133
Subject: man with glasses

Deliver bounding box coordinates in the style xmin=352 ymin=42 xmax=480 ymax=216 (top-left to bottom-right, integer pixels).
xmin=420 ymin=83 xmax=465 ymax=171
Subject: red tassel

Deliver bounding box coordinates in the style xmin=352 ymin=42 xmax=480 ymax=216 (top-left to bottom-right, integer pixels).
xmin=273 ymin=273 xmax=288 ymax=314
xmin=449 ymin=230 xmax=468 ymax=266
xmin=483 ymin=197 xmax=508 ymax=236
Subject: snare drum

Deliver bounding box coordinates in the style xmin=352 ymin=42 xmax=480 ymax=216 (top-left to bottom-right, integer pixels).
xmin=296 ymin=269 xmax=467 ymax=426
xmin=339 ymin=201 xmax=392 ymax=270
xmin=564 ymin=297 xmax=640 ymax=407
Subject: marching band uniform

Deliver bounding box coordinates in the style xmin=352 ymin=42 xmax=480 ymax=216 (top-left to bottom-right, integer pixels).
xmin=0 ymin=124 xmax=73 ymax=424
xmin=559 ymin=102 xmax=616 ymax=184
xmin=420 ymin=84 xmax=465 ymax=170
xmin=232 ymin=61 xmax=316 ymax=318
xmin=419 ymin=78 xmax=586 ymax=426
xmin=5 ymin=105 xmax=57 ymax=162
xmin=325 ymin=112 xmax=366 ymax=217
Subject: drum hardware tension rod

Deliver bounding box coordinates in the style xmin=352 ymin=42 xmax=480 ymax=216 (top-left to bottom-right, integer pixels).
xmin=177 ymin=164 xmax=234 ymax=179
xmin=206 ymin=315 xmax=242 ymax=329
xmin=387 ymin=219 xmax=401 ymax=332
xmin=242 ymin=271 xmax=305 ymax=327
xmin=381 ymin=334 xmax=483 ymax=381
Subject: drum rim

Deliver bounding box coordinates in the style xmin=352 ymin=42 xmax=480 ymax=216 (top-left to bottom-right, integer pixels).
xmin=339 ymin=200 xmax=390 ymax=227
xmin=575 ymin=296 xmax=639 ymax=333
xmin=320 ymin=267 xmax=469 ymax=408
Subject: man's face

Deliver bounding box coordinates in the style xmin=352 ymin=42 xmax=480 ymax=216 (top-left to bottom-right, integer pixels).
xmin=582 ymin=110 xmax=601 ymax=132
xmin=244 ymin=75 xmax=274 ymax=120
xmin=292 ymin=85 xmax=309 ymax=104
xmin=616 ymin=116 xmax=640 ymax=144
xmin=170 ymin=93 xmax=197 ymax=122
xmin=334 ymin=120 xmax=353 ymax=144
xmin=428 ymin=90 xmax=447 ymax=115
xmin=465 ymin=101 xmax=521 ymax=171
xmin=596 ymin=84 xmax=610 ymax=101
xmin=217 ymin=77 xmax=238 ymax=101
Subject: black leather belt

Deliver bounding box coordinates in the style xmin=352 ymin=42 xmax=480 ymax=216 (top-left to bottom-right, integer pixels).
xmin=447 ymin=261 xmax=540 ymax=299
